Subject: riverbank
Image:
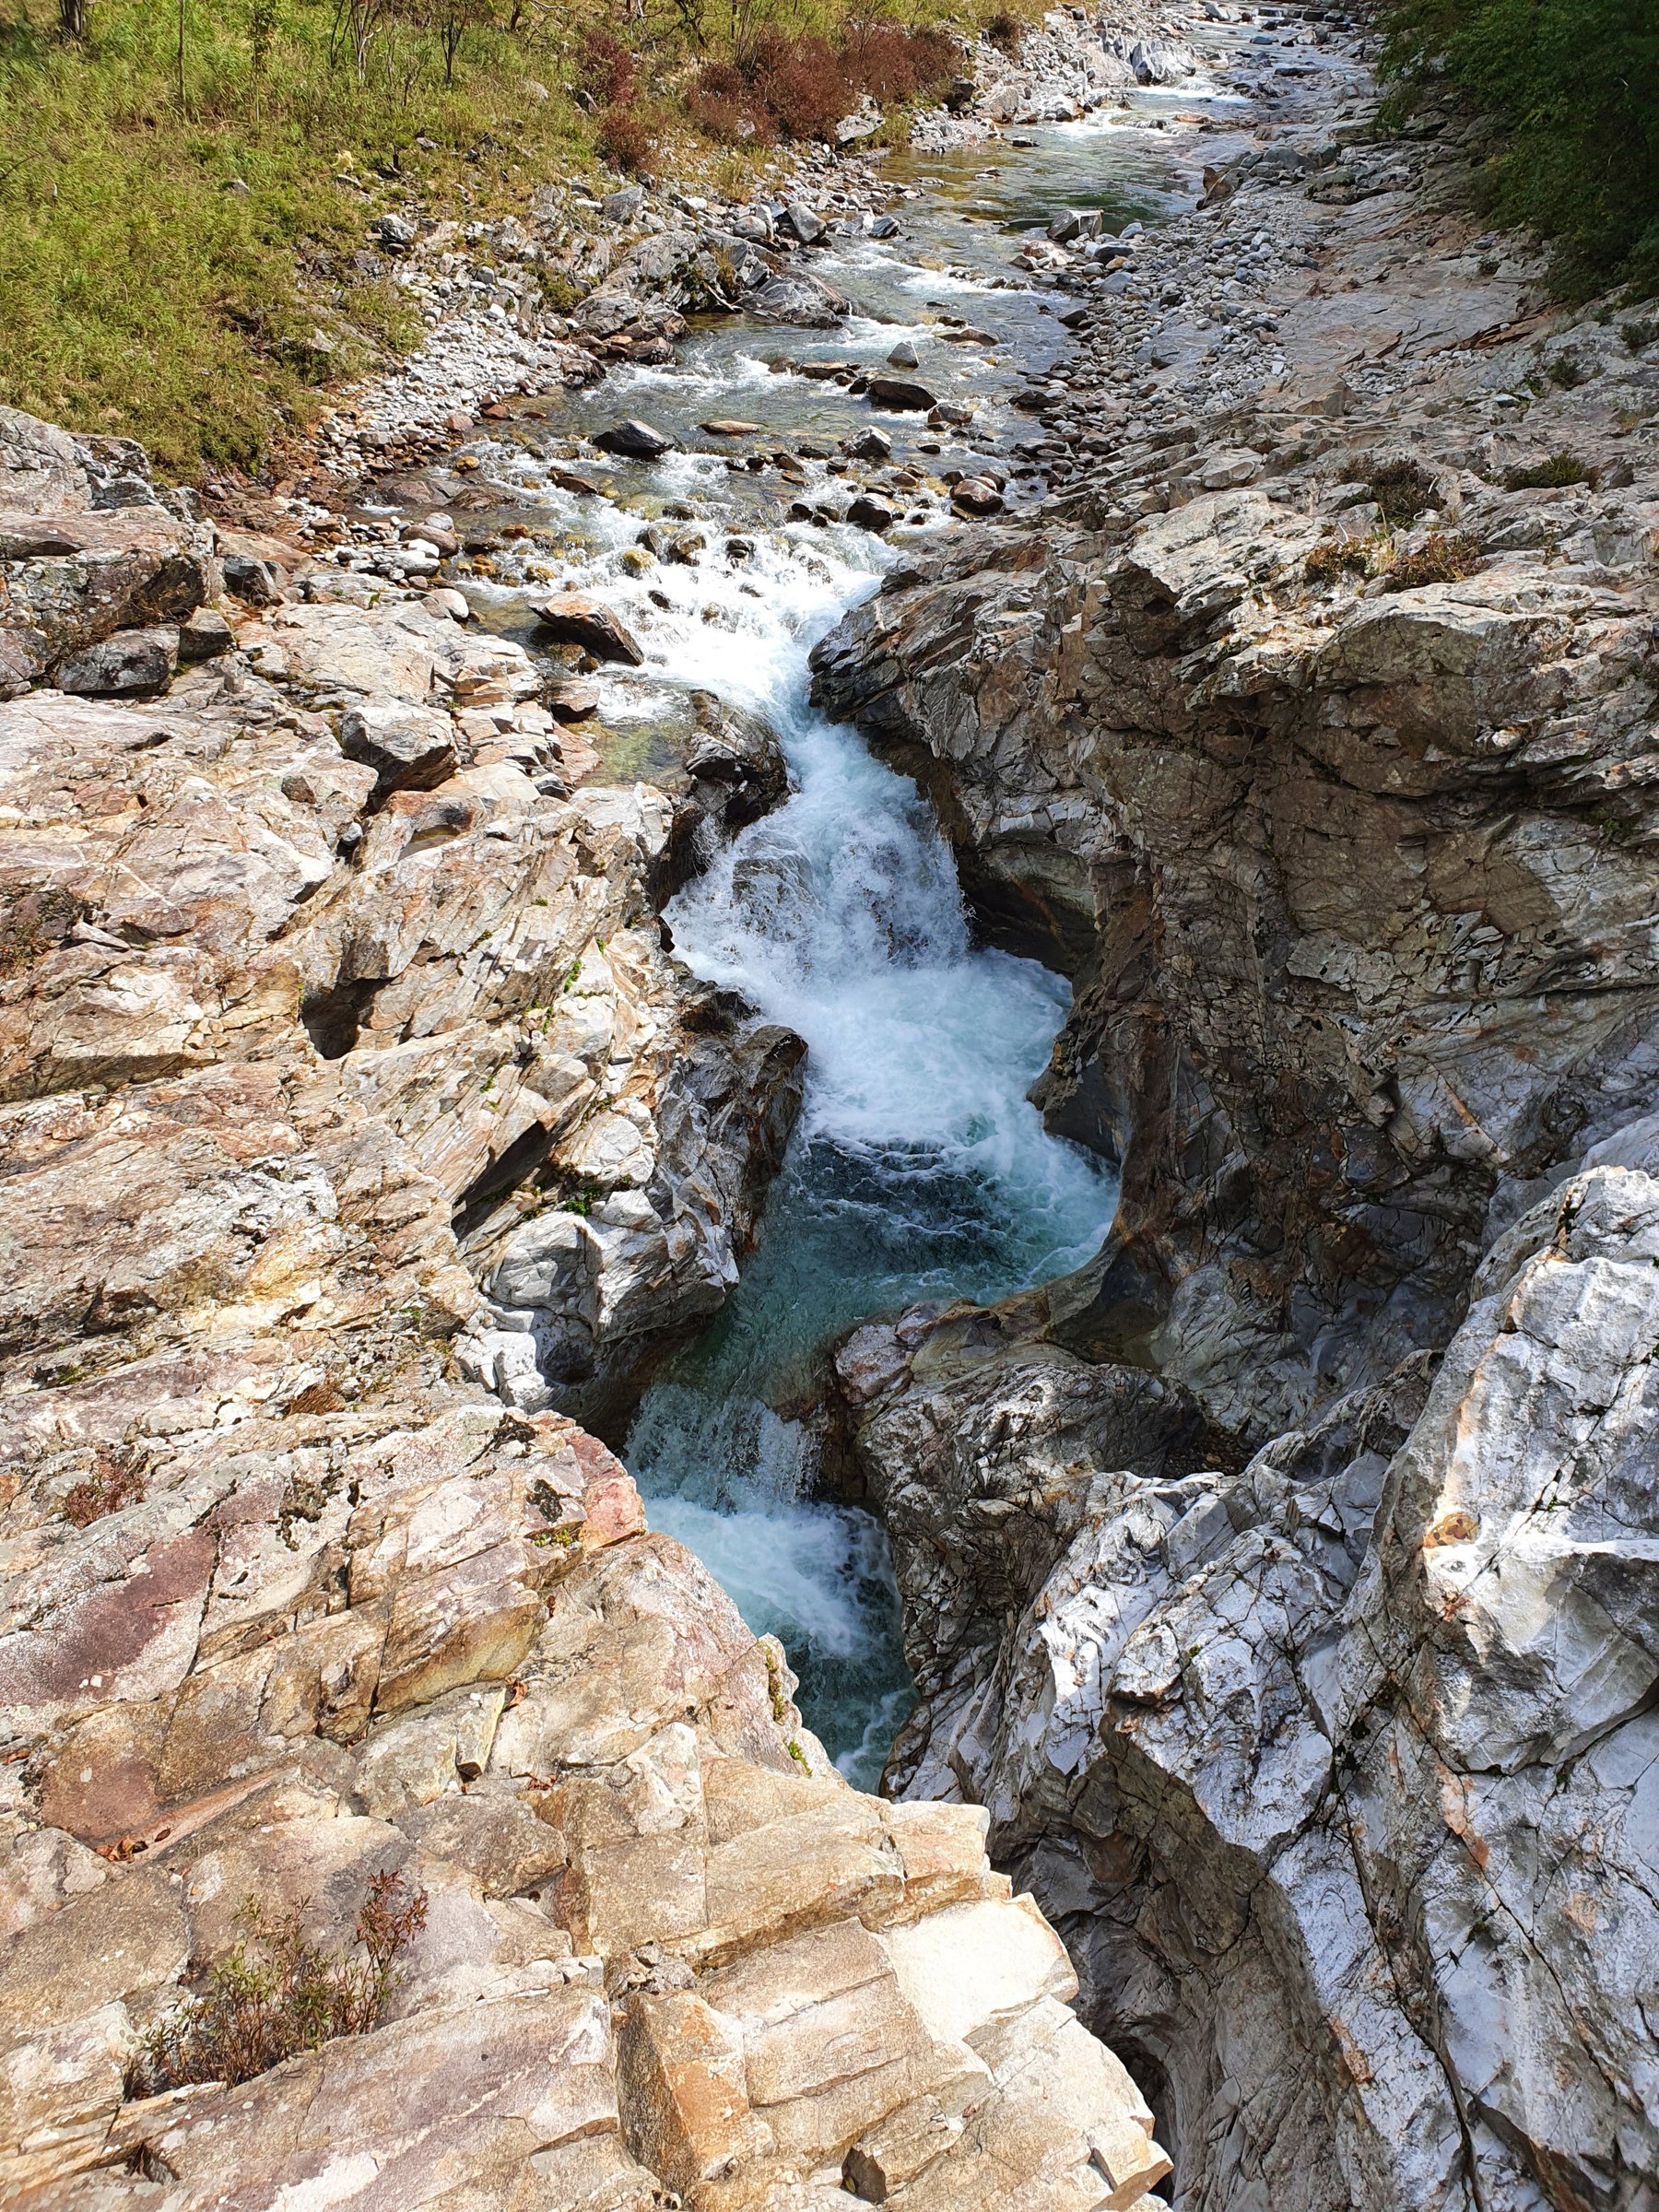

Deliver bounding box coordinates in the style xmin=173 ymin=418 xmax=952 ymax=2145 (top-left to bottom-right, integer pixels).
xmin=807 ymin=27 xmax=1659 ymax=2210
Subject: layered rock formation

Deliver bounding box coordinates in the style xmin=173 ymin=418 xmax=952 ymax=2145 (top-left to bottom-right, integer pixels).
xmin=0 ymin=403 xmax=1170 ymax=2209
xmin=812 ymin=76 xmax=1659 ymax=2212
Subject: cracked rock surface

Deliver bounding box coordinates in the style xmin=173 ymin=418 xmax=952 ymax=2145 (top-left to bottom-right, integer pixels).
xmin=810 ymin=34 xmax=1659 ymax=2212
xmin=0 ymin=399 xmax=1167 ymax=2210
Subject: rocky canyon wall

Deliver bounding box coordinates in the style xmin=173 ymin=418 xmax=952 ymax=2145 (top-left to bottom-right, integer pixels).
xmin=0 ymin=406 xmax=1167 ymax=2208
xmin=813 ymin=68 xmax=1659 ymax=2212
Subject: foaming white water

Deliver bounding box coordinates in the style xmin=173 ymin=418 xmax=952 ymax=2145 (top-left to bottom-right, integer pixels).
xmin=516 ymin=255 xmax=1119 ymax=1783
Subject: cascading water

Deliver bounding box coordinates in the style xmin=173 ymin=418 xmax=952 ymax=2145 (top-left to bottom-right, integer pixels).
xmin=629 ymin=587 xmax=1118 ymax=1785
xmin=454 ymin=96 xmax=1253 ymax=1781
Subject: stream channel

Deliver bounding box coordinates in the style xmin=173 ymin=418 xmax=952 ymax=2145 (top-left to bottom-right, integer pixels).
xmin=462 ymin=67 xmax=1254 ymax=1784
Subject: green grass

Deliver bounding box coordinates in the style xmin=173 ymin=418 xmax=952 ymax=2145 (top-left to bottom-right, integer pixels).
xmin=0 ymin=0 xmax=598 ymax=474
xmin=1379 ymin=0 xmax=1659 ymax=298
xmin=0 ymin=0 xmax=1024 ymax=479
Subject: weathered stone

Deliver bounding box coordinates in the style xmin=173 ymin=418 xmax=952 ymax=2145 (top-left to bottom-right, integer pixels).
xmin=865 ymin=378 xmax=938 ymax=414
xmin=846 ymin=497 xmax=896 ymax=535
xmin=747 ymin=272 xmax=851 ymax=328
xmin=338 ymin=698 xmax=458 ymax=795
xmin=535 ymin=592 xmax=646 ymax=665
xmin=57 ymin=625 xmax=179 ymax=696
xmin=618 ymin=1991 xmax=770 ymax=2190
xmin=594 ymin=418 xmax=676 ymax=460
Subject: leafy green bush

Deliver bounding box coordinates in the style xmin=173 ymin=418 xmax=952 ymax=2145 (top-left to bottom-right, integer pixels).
xmin=1380 ymin=0 xmax=1659 ymax=296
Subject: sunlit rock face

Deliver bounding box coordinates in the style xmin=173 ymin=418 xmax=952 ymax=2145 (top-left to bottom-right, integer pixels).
xmin=0 ymin=394 xmax=1168 ymax=2212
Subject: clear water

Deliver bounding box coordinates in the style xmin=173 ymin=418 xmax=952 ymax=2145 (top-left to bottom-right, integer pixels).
xmin=446 ymin=87 xmax=1270 ymax=1783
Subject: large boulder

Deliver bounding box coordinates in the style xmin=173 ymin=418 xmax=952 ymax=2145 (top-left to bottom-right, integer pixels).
xmin=535 ymin=592 xmax=645 ymax=665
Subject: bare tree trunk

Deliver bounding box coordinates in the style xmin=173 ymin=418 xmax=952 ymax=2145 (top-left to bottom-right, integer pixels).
xmin=59 ymin=0 xmax=88 ymax=39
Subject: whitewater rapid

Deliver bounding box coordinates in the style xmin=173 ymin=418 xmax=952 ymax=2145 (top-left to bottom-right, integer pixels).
xmin=460 ymin=110 xmax=1238 ymax=1776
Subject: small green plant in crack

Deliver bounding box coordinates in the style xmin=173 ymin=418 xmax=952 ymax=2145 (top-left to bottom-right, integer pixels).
xmin=1546 ymin=350 xmax=1590 ymax=389
xmin=1383 ymin=531 xmax=1485 ymax=590
xmin=1621 ymin=318 xmax=1657 ymax=353
xmin=1502 ymin=452 xmax=1595 ymax=490
xmin=554 ymin=1179 xmax=603 ymax=1218
xmin=127 ymin=1873 xmax=428 ymax=2098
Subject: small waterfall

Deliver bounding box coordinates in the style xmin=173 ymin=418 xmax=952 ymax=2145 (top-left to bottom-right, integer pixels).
xmin=613 ymin=545 xmax=1116 ymax=1786
xmin=470 ymin=127 xmax=1194 ymax=1778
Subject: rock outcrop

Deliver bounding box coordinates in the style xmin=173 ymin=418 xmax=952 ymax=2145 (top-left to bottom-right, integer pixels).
xmin=0 ymin=1387 xmax=1172 ymax=2212
xmin=832 ymin=1145 xmax=1659 ymax=2212
xmin=810 ymin=49 xmax=1659 ymax=2212
xmin=0 ymin=403 xmax=1170 ymax=2211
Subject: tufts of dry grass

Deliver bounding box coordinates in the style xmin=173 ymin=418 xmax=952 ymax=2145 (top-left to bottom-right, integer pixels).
xmin=128 ymin=1874 xmax=429 ymax=2097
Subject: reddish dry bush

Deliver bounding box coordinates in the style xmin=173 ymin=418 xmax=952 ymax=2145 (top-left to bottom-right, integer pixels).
xmin=596 ymin=105 xmax=655 ymax=172
xmin=985 ymin=8 xmax=1025 ymax=54
xmin=63 ymin=1446 xmax=146 ymax=1527
xmin=579 ymin=31 xmax=636 ymax=107
xmin=698 ymin=59 xmax=748 ymax=100
xmin=128 ymin=1874 xmax=429 ymax=2098
xmin=687 ymin=87 xmax=773 ymax=143
xmin=688 ymin=59 xmax=775 ymax=142
xmin=750 ymin=32 xmax=852 ymax=140
xmin=843 ymin=24 xmax=957 ymax=100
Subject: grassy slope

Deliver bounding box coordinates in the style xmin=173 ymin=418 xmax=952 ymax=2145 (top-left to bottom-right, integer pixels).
xmin=1379 ymin=0 xmax=1659 ymax=298
xmin=0 ymin=0 xmax=1023 ymax=479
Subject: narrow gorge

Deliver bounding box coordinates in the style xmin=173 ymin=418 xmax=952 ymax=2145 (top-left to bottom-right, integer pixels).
xmin=2 ymin=6 xmax=1655 ymax=2212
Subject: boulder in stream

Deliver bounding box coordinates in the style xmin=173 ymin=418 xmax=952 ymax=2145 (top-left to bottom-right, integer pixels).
xmin=865 ymin=375 xmax=939 ymax=413
xmin=846 ymin=495 xmax=897 ymax=534
xmin=747 ymin=270 xmax=851 ymax=327
xmin=949 ymin=476 xmax=1004 ymax=517
xmin=594 ymin=418 xmax=676 ymax=459
xmin=535 ymin=592 xmax=645 ymax=665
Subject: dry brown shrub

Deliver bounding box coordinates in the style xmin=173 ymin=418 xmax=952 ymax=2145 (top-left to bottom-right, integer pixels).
xmin=63 ymin=1446 xmax=147 ymax=1527
xmin=750 ymin=32 xmax=852 ymax=140
xmin=688 ymin=63 xmax=775 ymax=143
xmin=843 ymin=24 xmax=957 ymax=100
xmin=1383 ymin=531 xmax=1485 ymax=591
xmin=596 ymin=106 xmax=655 ymax=173
xmin=128 ymin=1874 xmax=429 ymax=2098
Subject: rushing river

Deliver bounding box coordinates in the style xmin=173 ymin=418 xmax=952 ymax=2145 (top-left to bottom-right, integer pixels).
xmin=457 ymin=74 xmax=1254 ymax=1783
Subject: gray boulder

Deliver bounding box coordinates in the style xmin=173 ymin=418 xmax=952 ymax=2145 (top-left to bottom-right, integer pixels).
xmin=746 ymin=270 xmax=850 ymax=327
xmin=58 ymin=623 xmax=179 ymax=695
xmin=782 ymin=201 xmax=827 ymax=246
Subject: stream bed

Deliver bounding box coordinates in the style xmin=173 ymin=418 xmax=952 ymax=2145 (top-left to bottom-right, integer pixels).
xmin=453 ymin=73 xmax=1251 ymax=1783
